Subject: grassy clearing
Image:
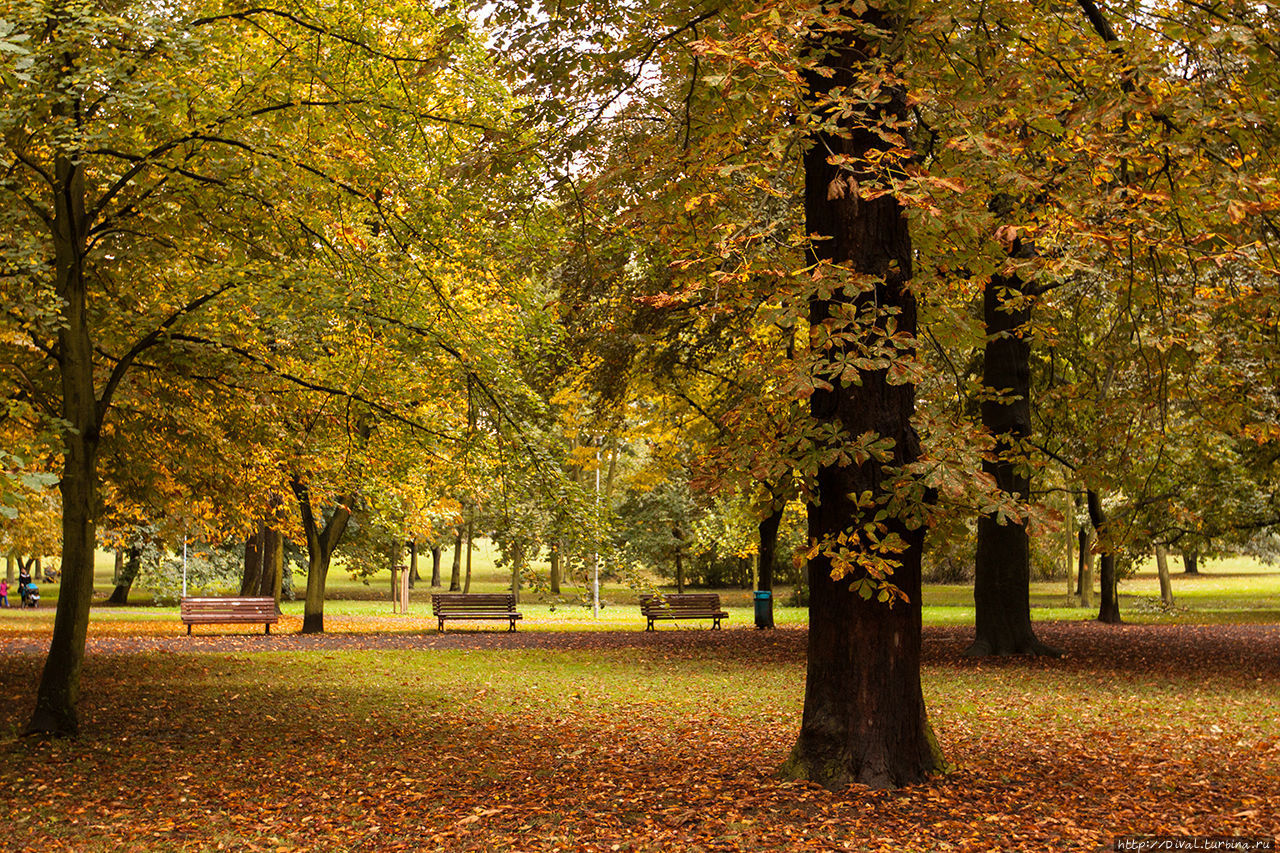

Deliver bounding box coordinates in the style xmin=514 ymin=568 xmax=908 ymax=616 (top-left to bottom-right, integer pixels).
xmin=4 ymin=546 xmax=1279 ymax=636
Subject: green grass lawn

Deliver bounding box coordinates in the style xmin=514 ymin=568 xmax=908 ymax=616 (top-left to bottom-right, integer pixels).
xmin=4 ymin=544 xmax=1279 ymax=633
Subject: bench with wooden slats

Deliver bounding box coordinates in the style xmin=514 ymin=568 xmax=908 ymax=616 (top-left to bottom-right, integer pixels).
xmin=180 ymin=596 xmax=279 ymax=635
xmin=431 ymin=592 xmax=523 ymax=632
xmin=640 ymin=593 xmax=729 ymax=630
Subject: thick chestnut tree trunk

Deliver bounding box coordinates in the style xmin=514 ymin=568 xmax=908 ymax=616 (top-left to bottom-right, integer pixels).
xmin=780 ymin=1 xmax=945 ymax=790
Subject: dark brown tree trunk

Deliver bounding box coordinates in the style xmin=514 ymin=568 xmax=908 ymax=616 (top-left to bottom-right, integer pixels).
xmin=27 ymin=151 xmax=98 ymax=737
xmin=431 ymin=545 xmax=442 ymax=588
xmin=967 ymin=269 xmax=1060 ymax=657
xmin=1183 ymin=550 xmax=1199 ymax=574
xmin=106 ymin=547 xmax=141 ymax=606
xmin=1085 ymin=489 xmax=1122 ymax=624
xmin=389 ymin=538 xmax=402 ymax=599
xmin=261 ymin=527 xmax=284 ymax=602
xmin=449 ymin=527 xmax=463 ymax=591
xmin=755 ymin=502 xmax=783 ymax=629
xmin=241 ymin=526 xmax=265 ymax=596
xmin=292 ymin=480 xmax=352 ymax=634
xmin=780 ymin=1 xmax=945 ymax=789
xmin=408 ymin=540 xmax=420 ymax=589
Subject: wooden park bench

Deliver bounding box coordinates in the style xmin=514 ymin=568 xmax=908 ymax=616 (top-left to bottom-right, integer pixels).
xmin=180 ymin=596 xmax=279 ymax=635
xmin=431 ymin=592 xmax=523 ymax=633
xmin=640 ymin=593 xmax=729 ymax=631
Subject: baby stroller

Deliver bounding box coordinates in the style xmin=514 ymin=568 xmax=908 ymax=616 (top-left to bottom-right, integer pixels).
xmin=20 ymin=583 xmax=38 ymax=608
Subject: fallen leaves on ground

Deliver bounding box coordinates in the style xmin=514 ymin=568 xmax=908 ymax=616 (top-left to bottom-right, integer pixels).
xmin=0 ymin=622 xmax=1277 ymax=852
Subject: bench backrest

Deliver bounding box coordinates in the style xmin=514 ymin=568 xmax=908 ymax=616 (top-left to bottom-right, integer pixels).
xmin=640 ymin=593 xmax=723 ymax=614
xmin=432 ymin=593 xmax=518 ymax=614
xmin=180 ymin=596 xmax=278 ymax=618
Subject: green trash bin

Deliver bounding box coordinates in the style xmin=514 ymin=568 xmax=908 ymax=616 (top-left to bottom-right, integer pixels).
xmin=753 ymin=590 xmax=774 ymax=629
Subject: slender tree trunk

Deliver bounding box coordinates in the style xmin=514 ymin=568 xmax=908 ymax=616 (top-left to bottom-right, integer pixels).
xmin=449 ymin=527 xmax=463 ymax=591
xmin=673 ymin=526 xmax=685 ymax=594
xmin=27 ymin=150 xmax=99 ymax=737
xmin=292 ymin=480 xmax=352 ymax=634
xmin=1075 ymin=528 xmax=1086 ymax=595
xmin=510 ymin=542 xmax=523 ymax=604
xmin=431 ymin=545 xmax=442 ymax=588
xmin=780 ymin=1 xmax=945 ymax=789
xmin=967 ymin=266 xmax=1060 ymax=657
xmin=463 ymin=520 xmax=473 ymax=594
xmin=1154 ymin=545 xmax=1175 ymax=608
xmin=1183 ymin=550 xmax=1199 ymax=574
xmin=389 ymin=538 xmax=402 ymax=599
xmin=1085 ymin=489 xmax=1121 ymax=624
xmin=1078 ymin=528 xmax=1094 ymax=608
xmin=112 ymin=549 xmax=122 ymax=585
xmin=6 ymin=554 xmax=14 ymax=583
xmin=756 ymin=502 xmax=782 ymax=629
xmin=549 ymin=540 xmax=562 ymax=595
xmin=106 ymin=547 xmax=141 ymax=606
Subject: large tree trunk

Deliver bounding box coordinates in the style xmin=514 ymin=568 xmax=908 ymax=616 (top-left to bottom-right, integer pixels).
xmin=106 ymin=547 xmax=141 ymax=605
xmin=431 ymin=545 xmax=442 ymax=588
xmin=27 ymin=152 xmax=99 ymax=737
xmin=292 ymin=480 xmax=352 ymax=634
xmin=780 ymin=1 xmax=945 ymax=789
xmin=1182 ymin=550 xmax=1199 ymax=574
xmin=408 ymin=540 xmax=420 ymax=589
xmin=967 ymin=268 xmax=1060 ymax=657
xmin=1085 ymin=489 xmax=1121 ymax=623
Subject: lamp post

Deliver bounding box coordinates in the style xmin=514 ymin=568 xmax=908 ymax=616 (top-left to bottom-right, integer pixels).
xmin=592 ymin=438 xmax=600 ymax=618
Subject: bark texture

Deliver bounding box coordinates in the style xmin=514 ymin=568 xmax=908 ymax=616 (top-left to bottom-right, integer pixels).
xmin=780 ymin=1 xmax=945 ymax=789
xmin=967 ymin=270 xmax=1060 ymax=657
xmin=449 ymin=529 xmax=463 ymax=591
xmin=292 ymin=480 xmax=352 ymax=634
xmin=106 ymin=547 xmax=141 ymax=606
xmin=1086 ymin=489 xmax=1122 ymax=624
xmin=756 ymin=502 xmax=782 ymax=629
xmin=27 ymin=151 xmax=97 ymax=737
